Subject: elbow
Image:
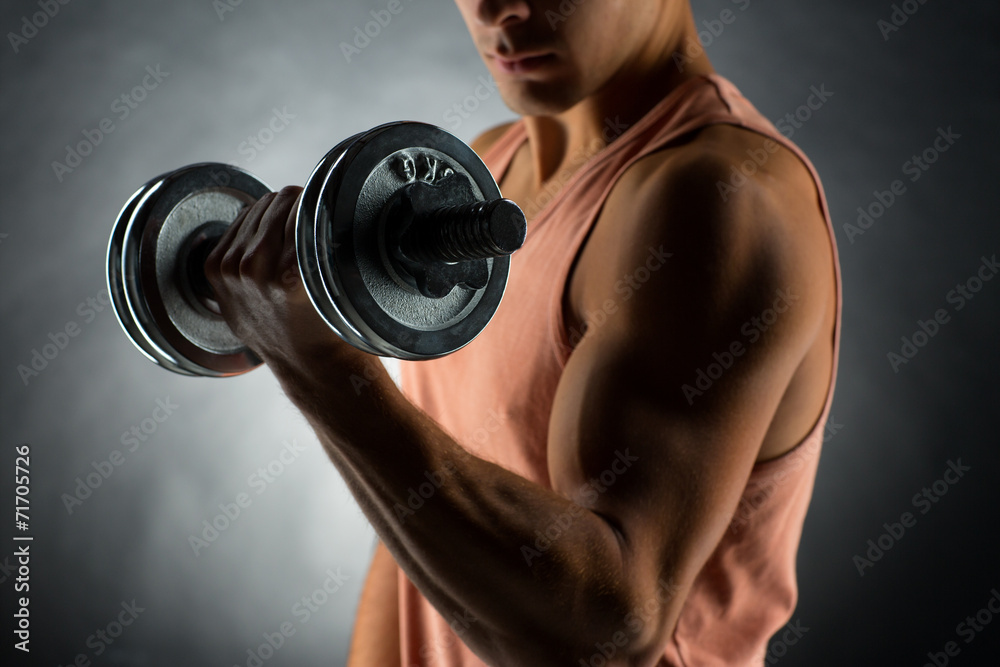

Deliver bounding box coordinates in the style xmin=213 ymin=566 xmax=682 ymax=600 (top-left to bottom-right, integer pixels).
xmin=554 ymin=597 xmax=677 ymax=667
xmin=469 ymin=593 xmax=673 ymax=667
xmin=570 ymin=579 xmax=681 ymax=667
xmin=534 ymin=633 xmax=669 ymax=667
xmin=475 ymin=518 xmax=678 ymax=665
xmin=573 ymin=620 xmax=675 ymax=667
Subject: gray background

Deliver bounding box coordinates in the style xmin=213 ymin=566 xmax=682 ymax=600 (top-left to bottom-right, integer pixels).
xmin=1 ymin=0 xmax=997 ymax=665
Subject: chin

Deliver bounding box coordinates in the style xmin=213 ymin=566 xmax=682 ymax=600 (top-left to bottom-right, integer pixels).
xmin=497 ymin=78 xmax=584 ymax=118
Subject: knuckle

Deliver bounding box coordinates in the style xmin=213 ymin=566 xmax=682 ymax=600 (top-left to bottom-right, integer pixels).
xmin=237 ymin=249 xmax=261 ymax=276
xmin=202 ymin=255 xmax=220 ymax=281
xmin=203 ymin=248 xmax=219 ymax=273
xmin=236 ymin=254 xmax=253 ymax=275
xmin=219 ymin=247 xmax=241 ymax=273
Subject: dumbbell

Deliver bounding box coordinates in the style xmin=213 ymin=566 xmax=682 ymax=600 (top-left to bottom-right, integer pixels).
xmin=106 ymin=121 xmax=527 ymax=377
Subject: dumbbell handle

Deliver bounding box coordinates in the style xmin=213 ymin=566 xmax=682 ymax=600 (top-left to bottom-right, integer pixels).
xmin=179 ymin=195 xmax=526 ymax=311
xmin=177 ymin=221 xmax=227 ymax=315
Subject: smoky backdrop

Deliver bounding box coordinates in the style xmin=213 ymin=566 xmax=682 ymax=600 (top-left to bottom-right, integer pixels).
xmin=1 ymin=0 xmax=997 ymax=665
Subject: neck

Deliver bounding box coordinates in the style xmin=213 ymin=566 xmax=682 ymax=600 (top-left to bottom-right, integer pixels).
xmin=521 ymin=3 xmax=714 ymax=188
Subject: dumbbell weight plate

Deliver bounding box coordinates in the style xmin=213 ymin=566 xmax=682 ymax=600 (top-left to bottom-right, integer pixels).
xmin=299 ymin=122 xmax=510 ymax=360
xmin=108 ymin=163 xmax=271 ymax=377
xmin=296 ymin=131 xmax=379 ymax=355
xmin=107 ymin=174 xmax=188 ymax=372
xmin=109 ymin=172 xmax=222 ymax=376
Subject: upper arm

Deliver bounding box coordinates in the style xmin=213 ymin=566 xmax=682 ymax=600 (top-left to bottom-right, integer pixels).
xmin=546 ymin=144 xmax=831 ymax=658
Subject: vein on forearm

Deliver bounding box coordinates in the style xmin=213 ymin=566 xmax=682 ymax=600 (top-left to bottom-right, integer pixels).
xmin=302 ymin=380 xmax=629 ymax=659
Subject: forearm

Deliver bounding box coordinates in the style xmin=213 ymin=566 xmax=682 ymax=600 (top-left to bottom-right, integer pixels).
xmin=348 ymin=540 xmax=401 ymax=667
xmin=274 ymin=355 xmax=633 ymax=664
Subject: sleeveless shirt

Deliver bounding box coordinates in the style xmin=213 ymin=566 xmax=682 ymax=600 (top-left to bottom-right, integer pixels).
xmin=395 ymin=73 xmax=843 ymax=666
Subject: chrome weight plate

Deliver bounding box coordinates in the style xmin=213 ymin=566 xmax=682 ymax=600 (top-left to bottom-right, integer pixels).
xmin=112 ymin=163 xmax=271 ymax=376
xmin=296 ymin=131 xmax=379 ymax=355
xmin=107 ymin=174 xmax=188 ymax=372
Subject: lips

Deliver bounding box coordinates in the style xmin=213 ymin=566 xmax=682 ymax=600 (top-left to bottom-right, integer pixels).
xmin=490 ymin=52 xmax=555 ymax=75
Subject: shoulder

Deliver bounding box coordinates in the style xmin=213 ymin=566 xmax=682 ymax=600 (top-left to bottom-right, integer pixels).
xmin=579 ymin=122 xmax=833 ymax=351
xmin=468 ymin=121 xmax=518 ymax=157
xmin=613 ymin=123 xmax=823 ymax=240
xmin=614 ymin=122 xmax=828 ymax=282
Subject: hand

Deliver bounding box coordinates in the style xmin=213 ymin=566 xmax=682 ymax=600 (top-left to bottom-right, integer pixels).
xmin=204 ymin=185 xmax=400 ymax=446
xmin=203 ymin=186 xmax=353 ymax=375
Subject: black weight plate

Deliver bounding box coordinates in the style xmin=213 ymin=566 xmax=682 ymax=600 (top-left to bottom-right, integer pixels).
xmin=309 ymin=122 xmax=510 ymax=360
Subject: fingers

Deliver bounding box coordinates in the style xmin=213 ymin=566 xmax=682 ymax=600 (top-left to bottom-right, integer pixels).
xmin=283 ymin=187 xmax=303 ymax=251
xmin=282 ymin=189 xmax=305 ymax=288
xmin=255 ymin=186 xmax=301 ymax=256
xmin=242 ymin=186 xmax=301 ymax=280
xmin=206 ymin=187 xmax=302 ymax=283
xmin=232 ymin=191 xmax=276 ymax=251
xmin=204 ymin=200 xmax=253 ymax=282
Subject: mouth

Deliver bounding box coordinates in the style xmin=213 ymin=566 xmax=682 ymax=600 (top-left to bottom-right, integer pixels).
xmin=489 ymin=52 xmax=556 ymax=75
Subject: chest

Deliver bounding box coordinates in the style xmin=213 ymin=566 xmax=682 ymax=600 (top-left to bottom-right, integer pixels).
xmin=495 ymin=147 xmax=618 ymax=337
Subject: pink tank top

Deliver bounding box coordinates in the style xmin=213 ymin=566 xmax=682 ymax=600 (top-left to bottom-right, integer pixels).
xmin=396 ymin=73 xmax=843 ymax=666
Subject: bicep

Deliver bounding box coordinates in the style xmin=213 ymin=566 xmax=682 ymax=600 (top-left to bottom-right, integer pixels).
xmin=545 ymin=159 xmax=828 ymax=650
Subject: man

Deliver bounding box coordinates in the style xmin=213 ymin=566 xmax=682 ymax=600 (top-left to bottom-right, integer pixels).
xmin=204 ymin=0 xmax=841 ymax=664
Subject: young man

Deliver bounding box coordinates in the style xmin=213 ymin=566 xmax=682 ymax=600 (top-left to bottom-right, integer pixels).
xmin=204 ymin=0 xmax=841 ymax=664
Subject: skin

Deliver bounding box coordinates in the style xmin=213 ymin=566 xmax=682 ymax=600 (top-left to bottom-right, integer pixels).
xmin=205 ymin=1 xmax=837 ymax=665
